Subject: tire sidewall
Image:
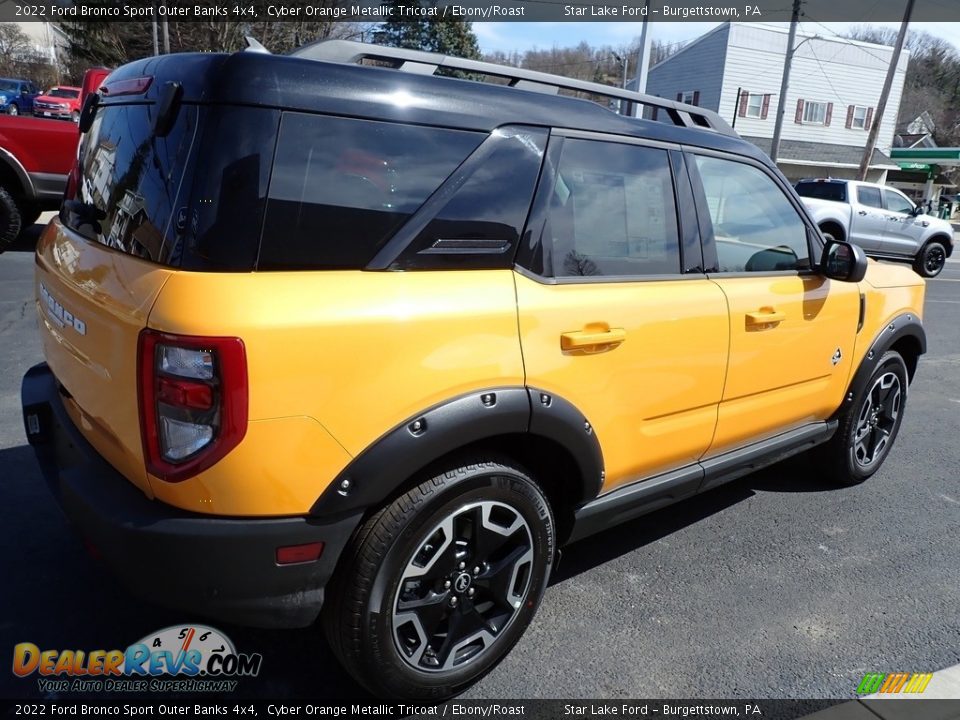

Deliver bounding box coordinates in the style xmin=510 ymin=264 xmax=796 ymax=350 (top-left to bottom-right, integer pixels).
xmin=0 ymin=186 xmax=23 ymax=250
xmin=363 ymin=466 xmax=554 ymax=698
xmin=917 ymin=241 xmax=946 ymax=278
xmin=842 ymin=352 xmax=908 ymax=482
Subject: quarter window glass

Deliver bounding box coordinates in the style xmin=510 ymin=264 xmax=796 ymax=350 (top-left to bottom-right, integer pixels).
xmin=396 ymin=127 xmax=547 ymax=270
xmin=259 ymin=113 xmax=483 ymax=270
xmin=694 ymin=155 xmax=810 ymax=273
xmin=883 ymin=189 xmax=914 ymax=215
xmin=541 ymin=139 xmax=680 ymax=278
xmin=857 ymin=186 xmax=883 ymax=208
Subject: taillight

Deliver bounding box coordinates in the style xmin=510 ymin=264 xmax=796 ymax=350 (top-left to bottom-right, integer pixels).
xmin=138 ymin=330 xmax=248 ymax=482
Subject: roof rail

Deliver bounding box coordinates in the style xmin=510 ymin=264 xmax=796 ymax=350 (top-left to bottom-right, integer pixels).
xmin=289 ymin=39 xmax=737 ymax=137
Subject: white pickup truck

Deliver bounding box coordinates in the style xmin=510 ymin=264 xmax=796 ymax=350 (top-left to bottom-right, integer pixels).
xmin=796 ymin=178 xmax=954 ymax=277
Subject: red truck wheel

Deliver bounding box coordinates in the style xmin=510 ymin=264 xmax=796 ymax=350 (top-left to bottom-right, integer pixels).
xmin=0 ymin=186 xmax=23 ymax=251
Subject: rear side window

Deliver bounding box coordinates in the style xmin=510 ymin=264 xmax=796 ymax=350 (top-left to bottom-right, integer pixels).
xmin=67 ymin=103 xmax=200 ymax=264
xmin=857 ymin=186 xmax=883 ymax=208
xmin=258 ymin=114 xmax=483 ymax=270
xmin=795 ymin=181 xmax=847 ymax=202
xmin=538 ymin=138 xmax=681 ymax=278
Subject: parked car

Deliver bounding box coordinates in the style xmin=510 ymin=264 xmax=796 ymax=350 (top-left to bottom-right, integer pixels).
xmin=0 ymin=78 xmax=40 ymax=116
xmin=33 ymin=86 xmax=83 ymax=122
xmin=796 ymin=178 xmax=954 ymax=278
xmin=21 ymin=41 xmax=926 ymax=699
xmin=0 ymin=115 xmax=79 ymax=249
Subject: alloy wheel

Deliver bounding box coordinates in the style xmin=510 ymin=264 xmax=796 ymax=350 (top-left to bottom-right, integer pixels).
xmin=925 ymin=245 xmax=946 ymax=275
xmin=853 ymin=371 xmax=901 ymax=468
xmin=392 ymin=500 xmax=534 ymax=673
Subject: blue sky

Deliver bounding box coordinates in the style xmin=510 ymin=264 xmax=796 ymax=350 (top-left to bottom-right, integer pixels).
xmin=472 ymin=21 xmax=960 ymax=55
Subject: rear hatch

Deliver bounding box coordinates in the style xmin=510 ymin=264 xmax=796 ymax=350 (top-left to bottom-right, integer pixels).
xmin=36 ymin=82 xmax=202 ymax=496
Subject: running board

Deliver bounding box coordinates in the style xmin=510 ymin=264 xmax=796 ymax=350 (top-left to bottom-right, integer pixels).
xmin=568 ymin=421 xmax=837 ymax=543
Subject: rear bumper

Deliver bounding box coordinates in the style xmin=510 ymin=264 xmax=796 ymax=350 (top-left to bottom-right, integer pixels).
xmin=21 ymin=363 xmax=362 ymax=629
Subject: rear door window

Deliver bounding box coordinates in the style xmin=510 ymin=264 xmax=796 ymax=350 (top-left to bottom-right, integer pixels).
xmin=535 ymin=138 xmax=682 ymax=278
xmin=857 ymin=186 xmax=883 ymax=208
xmin=67 ymin=103 xmax=201 ymax=264
xmin=258 ymin=113 xmax=483 ymax=270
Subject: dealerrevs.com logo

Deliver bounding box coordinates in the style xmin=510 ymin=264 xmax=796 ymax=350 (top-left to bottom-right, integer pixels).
xmin=12 ymin=625 xmax=263 ymax=693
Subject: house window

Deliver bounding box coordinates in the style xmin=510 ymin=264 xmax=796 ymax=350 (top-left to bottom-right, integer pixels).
xmin=739 ymin=91 xmax=770 ymax=120
xmin=677 ymin=90 xmax=699 ymax=106
xmin=843 ymin=105 xmax=875 ymax=131
xmin=802 ymin=101 xmax=828 ymax=124
xmin=851 ymin=106 xmax=868 ymax=129
xmin=682 ymin=91 xmax=696 ymax=105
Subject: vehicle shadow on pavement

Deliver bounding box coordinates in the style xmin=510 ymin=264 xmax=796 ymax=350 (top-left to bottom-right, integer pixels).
xmin=0 ymin=441 xmax=369 ymax=700
xmin=553 ymin=453 xmax=842 ymax=585
xmin=0 ymin=440 xmax=841 ymax=699
xmin=5 ymin=222 xmax=46 ymax=253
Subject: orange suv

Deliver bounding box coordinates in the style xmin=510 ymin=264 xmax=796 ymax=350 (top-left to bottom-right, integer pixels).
xmin=21 ymin=41 xmax=926 ymax=698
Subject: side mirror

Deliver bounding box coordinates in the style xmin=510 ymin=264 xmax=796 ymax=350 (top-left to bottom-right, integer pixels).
xmin=820 ymin=239 xmax=867 ymax=283
xmin=911 ymin=204 xmax=925 ymax=217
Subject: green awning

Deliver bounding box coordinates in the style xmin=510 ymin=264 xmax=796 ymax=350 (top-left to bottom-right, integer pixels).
xmin=890 ymin=148 xmax=960 ymax=165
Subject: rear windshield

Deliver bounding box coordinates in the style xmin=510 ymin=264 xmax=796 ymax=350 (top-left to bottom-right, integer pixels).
xmin=66 ymin=103 xmax=200 ymax=264
xmin=48 ymin=88 xmax=79 ymax=99
xmin=795 ymin=181 xmax=847 ymax=202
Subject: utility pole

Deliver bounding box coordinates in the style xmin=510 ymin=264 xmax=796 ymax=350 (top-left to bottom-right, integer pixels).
xmin=857 ymin=0 xmax=915 ymax=181
xmin=151 ymin=3 xmax=159 ymax=56
xmin=612 ymin=52 xmax=628 ymax=89
xmin=770 ymin=0 xmax=801 ymax=163
xmin=162 ymin=7 xmax=170 ymax=55
xmin=633 ymin=0 xmax=652 ymax=96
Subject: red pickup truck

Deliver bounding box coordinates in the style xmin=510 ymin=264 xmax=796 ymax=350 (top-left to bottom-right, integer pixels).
xmin=0 ymin=68 xmax=109 ymax=251
xmin=0 ymin=115 xmax=78 ymax=249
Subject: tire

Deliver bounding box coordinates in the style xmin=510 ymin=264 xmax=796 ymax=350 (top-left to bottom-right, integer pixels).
xmin=0 ymin=186 xmax=23 ymax=252
xmin=913 ymin=240 xmax=947 ymax=278
xmin=323 ymin=456 xmax=555 ymax=699
xmin=6 ymin=103 xmax=18 ymax=116
xmin=16 ymin=200 xmax=42 ymax=230
xmin=818 ymin=351 xmax=909 ymax=486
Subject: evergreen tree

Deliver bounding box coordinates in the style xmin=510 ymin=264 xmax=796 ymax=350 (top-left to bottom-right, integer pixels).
xmin=375 ymin=1 xmax=481 ymax=59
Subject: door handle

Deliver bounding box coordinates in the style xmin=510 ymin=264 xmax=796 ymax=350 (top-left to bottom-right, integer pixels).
xmin=560 ymin=326 xmax=627 ymax=352
xmin=858 ymin=210 xmax=868 ymax=216
xmin=745 ymin=308 xmax=786 ymax=328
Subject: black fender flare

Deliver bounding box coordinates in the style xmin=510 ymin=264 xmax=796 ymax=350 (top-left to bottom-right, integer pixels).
xmin=309 ymin=386 xmax=604 ymax=519
xmin=840 ymin=312 xmax=926 ymax=414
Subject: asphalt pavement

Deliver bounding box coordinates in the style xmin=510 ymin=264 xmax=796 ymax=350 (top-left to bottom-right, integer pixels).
xmin=0 ymin=219 xmax=958 ymax=701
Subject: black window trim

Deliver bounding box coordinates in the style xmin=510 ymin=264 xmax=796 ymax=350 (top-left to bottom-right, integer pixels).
xmin=683 ymin=145 xmax=822 ymax=278
xmin=513 ymin=128 xmax=696 ymax=285
xmin=365 ymin=124 xmax=545 ymax=271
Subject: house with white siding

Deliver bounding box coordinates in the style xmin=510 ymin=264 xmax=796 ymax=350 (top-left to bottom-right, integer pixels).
xmin=639 ymin=23 xmax=907 ymax=183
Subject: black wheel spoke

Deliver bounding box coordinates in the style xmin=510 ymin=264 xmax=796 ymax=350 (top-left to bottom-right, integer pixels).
xmin=475 ymin=543 xmax=531 ymax=611
xmin=398 ymin=591 xmax=450 ymax=638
